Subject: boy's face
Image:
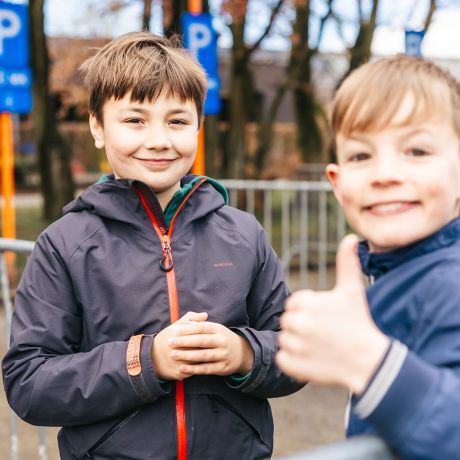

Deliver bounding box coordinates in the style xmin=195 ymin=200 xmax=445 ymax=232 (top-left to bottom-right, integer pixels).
xmin=90 ymin=91 xmax=199 ymax=208
xmin=327 ymin=97 xmax=460 ymax=253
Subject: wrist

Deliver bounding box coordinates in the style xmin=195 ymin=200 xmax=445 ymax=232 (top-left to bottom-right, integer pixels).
xmin=151 ymin=335 xmax=167 ymax=380
xmin=236 ymin=335 xmax=254 ymax=374
xmin=349 ymin=332 xmax=391 ymax=394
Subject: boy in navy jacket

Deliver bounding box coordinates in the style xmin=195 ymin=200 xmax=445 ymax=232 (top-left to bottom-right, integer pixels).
xmin=277 ymin=55 xmax=460 ymax=460
xmin=2 ymin=32 xmax=301 ymax=459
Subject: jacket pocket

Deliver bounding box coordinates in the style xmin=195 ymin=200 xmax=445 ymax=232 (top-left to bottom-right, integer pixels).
xmin=83 ymin=409 xmax=140 ymax=458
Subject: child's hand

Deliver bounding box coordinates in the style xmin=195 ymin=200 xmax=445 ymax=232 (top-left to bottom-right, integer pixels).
xmin=168 ymin=322 xmax=254 ymax=377
xmin=276 ymin=234 xmax=390 ymax=394
xmin=151 ymin=311 xmax=208 ymax=381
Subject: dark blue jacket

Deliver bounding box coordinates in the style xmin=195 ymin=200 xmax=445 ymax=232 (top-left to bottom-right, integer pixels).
xmin=348 ymin=218 xmax=460 ymax=460
xmin=2 ymin=176 xmax=301 ymax=460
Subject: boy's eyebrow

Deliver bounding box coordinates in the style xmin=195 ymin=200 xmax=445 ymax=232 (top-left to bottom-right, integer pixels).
xmin=119 ymin=106 xmax=194 ymax=116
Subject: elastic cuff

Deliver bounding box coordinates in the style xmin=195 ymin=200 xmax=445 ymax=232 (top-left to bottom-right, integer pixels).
xmin=354 ymin=340 xmax=407 ymax=417
xmin=139 ymin=334 xmax=171 ymax=397
xmin=226 ymin=327 xmax=260 ymax=389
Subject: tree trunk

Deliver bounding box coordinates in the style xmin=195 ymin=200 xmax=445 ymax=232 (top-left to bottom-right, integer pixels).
xmin=163 ymin=0 xmax=188 ymax=37
xmin=29 ymin=0 xmax=75 ymax=222
xmin=142 ymin=0 xmax=152 ymax=30
xmin=290 ymin=0 xmax=322 ymax=162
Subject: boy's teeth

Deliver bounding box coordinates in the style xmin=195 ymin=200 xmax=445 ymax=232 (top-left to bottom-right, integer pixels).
xmin=372 ymin=202 xmax=406 ymax=212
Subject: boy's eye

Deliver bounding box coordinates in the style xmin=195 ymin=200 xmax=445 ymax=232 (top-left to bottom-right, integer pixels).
xmin=125 ymin=118 xmax=143 ymax=124
xmin=408 ymin=147 xmax=429 ymax=156
xmin=349 ymin=152 xmax=370 ymax=162
xmin=169 ymin=119 xmax=188 ymax=126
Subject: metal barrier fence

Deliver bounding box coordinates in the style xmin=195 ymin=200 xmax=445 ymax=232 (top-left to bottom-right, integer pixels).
xmin=220 ymin=179 xmax=346 ymax=290
xmin=0 ymin=238 xmax=49 ymax=460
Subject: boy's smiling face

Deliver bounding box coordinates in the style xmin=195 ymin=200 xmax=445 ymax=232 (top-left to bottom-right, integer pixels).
xmin=327 ymin=95 xmax=460 ymax=253
xmin=90 ymin=91 xmax=199 ymax=209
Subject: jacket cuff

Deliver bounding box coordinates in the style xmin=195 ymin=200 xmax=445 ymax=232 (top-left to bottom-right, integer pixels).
xmin=225 ymin=327 xmax=269 ymax=391
xmin=353 ymin=340 xmax=406 ymax=417
xmin=353 ymin=343 xmax=438 ymax=443
xmin=129 ymin=334 xmax=171 ymax=401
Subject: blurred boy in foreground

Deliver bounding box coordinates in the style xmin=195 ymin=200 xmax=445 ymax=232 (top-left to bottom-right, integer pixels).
xmin=277 ymin=55 xmax=460 ymax=460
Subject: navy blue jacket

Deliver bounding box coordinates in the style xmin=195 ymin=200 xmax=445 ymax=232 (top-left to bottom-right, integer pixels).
xmin=2 ymin=176 xmax=301 ymax=459
xmin=348 ymin=218 xmax=460 ymax=460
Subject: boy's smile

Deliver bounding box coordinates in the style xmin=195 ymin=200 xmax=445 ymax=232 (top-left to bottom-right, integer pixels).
xmin=327 ymin=97 xmax=460 ymax=253
xmin=90 ymin=92 xmax=199 ymax=209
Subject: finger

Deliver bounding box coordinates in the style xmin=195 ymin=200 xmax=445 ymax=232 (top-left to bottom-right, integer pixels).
xmin=169 ymin=333 xmax=219 ymax=348
xmin=335 ymin=234 xmax=364 ymax=293
xmin=280 ymin=307 xmax=314 ymax=334
xmin=278 ymin=330 xmax=309 ymax=356
xmin=285 ymin=290 xmax=314 ymax=311
xmin=177 ymin=362 xmax=225 ymax=376
xmin=171 ymin=348 xmax=221 ymax=363
xmin=174 ymin=321 xmax=219 ymax=337
xmin=275 ymin=350 xmax=310 ymax=383
xmin=177 ymin=311 xmax=208 ymax=324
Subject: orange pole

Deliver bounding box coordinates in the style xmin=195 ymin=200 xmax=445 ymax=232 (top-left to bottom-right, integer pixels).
xmin=1 ymin=112 xmax=16 ymax=239
xmin=188 ymin=0 xmax=202 ymax=14
xmin=188 ymin=0 xmax=205 ymax=176
xmin=192 ymin=127 xmax=205 ymax=175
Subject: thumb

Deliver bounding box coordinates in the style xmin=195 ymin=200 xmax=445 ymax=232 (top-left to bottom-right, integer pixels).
xmin=335 ymin=234 xmax=364 ymax=292
xmin=177 ymin=311 xmax=208 ymax=323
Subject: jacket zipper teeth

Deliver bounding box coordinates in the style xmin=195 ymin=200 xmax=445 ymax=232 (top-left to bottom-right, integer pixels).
xmin=136 ymin=188 xmax=190 ymax=460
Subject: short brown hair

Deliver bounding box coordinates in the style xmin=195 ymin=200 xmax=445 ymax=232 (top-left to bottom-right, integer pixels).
xmin=80 ymin=32 xmax=207 ymax=125
xmin=332 ymin=54 xmax=460 ymax=144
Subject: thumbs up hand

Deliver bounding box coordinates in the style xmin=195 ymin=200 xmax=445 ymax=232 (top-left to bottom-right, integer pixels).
xmin=276 ymin=234 xmax=390 ymax=394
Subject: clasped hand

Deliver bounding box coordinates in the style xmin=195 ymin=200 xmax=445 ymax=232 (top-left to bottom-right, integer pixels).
xmin=152 ymin=312 xmax=254 ymax=381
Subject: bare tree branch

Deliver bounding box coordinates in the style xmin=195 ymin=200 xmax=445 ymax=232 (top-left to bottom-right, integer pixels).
xmin=248 ymin=0 xmax=285 ymax=55
xmin=312 ymin=0 xmax=334 ymax=52
xmin=424 ymin=0 xmax=437 ymax=32
xmin=357 ymin=0 xmax=363 ymax=22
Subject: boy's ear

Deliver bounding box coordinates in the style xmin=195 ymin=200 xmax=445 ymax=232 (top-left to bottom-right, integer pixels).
xmin=325 ymin=163 xmax=343 ymax=205
xmin=89 ymin=114 xmax=105 ymax=149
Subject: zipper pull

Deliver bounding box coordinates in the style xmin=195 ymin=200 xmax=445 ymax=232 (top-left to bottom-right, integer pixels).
xmin=160 ymin=235 xmax=174 ymax=272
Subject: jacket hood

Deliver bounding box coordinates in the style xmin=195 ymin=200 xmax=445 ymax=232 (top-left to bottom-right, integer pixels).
xmin=63 ymin=175 xmax=228 ymax=231
xmin=358 ymin=217 xmax=460 ymax=279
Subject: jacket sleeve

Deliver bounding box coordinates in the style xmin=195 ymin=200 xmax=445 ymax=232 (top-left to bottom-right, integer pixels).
xmin=352 ymin=272 xmax=460 ymax=460
xmin=1 ymin=231 xmax=170 ymax=427
xmin=226 ymin=220 xmax=304 ymax=398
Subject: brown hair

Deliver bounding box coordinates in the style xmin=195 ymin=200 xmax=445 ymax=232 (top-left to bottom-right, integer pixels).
xmin=331 ymin=54 xmax=460 ymax=146
xmin=79 ymin=32 xmax=207 ymax=125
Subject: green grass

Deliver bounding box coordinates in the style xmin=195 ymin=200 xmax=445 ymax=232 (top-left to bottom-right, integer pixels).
xmin=15 ymin=206 xmax=49 ymax=241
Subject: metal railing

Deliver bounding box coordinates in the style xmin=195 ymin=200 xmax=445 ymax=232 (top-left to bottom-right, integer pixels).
xmin=0 ymin=238 xmax=49 ymax=460
xmin=220 ymin=179 xmax=346 ymax=290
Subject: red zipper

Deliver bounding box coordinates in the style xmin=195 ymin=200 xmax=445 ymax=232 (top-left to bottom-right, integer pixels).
xmin=135 ymin=179 xmax=206 ymax=460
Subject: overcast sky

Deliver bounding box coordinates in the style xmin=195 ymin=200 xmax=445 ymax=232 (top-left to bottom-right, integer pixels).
xmin=44 ymin=0 xmax=460 ymax=59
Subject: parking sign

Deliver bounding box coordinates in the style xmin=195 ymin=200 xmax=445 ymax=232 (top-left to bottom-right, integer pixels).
xmin=0 ymin=2 xmax=29 ymax=67
xmin=0 ymin=1 xmax=31 ymax=113
xmin=182 ymin=12 xmax=221 ymax=115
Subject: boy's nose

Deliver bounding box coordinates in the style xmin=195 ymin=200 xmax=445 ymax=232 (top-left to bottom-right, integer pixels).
xmin=371 ymin=155 xmax=403 ymax=185
xmin=143 ymin=126 xmax=172 ymax=150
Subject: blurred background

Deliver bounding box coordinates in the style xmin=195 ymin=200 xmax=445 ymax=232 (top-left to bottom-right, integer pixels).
xmin=1 ymin=0 xmax=460 ymax=458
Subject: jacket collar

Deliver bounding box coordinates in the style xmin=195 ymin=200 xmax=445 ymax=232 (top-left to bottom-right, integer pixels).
xmin=358 ymin=217 xmax=460 ymax=279
xmin=63 ymin=175 xmax=228 ymax=236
